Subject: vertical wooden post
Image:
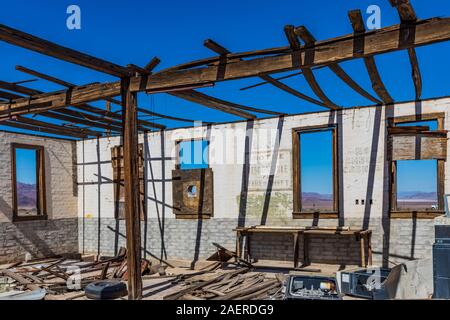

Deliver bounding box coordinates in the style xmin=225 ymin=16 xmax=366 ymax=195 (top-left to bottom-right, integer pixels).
xmin=121 ymin=77 xmax=142 ymax=300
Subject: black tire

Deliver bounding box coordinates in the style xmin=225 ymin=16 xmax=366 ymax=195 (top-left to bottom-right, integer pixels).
xmin=85 ymin=280 xmax=128 ymax=300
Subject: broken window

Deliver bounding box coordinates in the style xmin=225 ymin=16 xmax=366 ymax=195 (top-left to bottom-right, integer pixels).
xmin=176 ymin=139 xmax=209 ymax=170
xmin=111 ymin=144 xmax=145 ymax=220
xmin=11 ymin=143 xmax=46 ymax=221
xmin=388 ymin=114 xmax=445 ymax=217
xmin=292 ymin=126 xmax=338 ymax=216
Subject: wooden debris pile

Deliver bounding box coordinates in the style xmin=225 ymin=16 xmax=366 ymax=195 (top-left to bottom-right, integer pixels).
xmin=0 ymin=247 xmax=164 ymax=299
xmin=164 ymin=267 xmax=284 ymax=300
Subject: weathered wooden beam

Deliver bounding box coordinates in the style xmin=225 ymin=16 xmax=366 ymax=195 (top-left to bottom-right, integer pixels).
xmin=121 ymin=77 xmax=143 ymax=300
xmin=2 ymin=17 xmax=449 ymax=116
xmin=348 ymin=10 xmax=394 ymax=104
xmin=15 ymin=116 xmax=100 ymax=137
xmin=284 ymin=25 xmax=302 ymax=50
xmin=144 ymin=57 xmax=161 ymax=72
xmin=0 ymin=24 xmax=130 ymax=77
xmin=389 ymin=1 xmax=422 ymax=100
xmin=2 ymin=119 xmax=83 ymax=139
xmin=170 ymin=90 xmax=256 ymax=119
xmin=295 ymin=26 xmax=381 ymax=104
xmin=294 ymin=26 xmax=341 ymax=109
xmin=0 ymin=89 xmax=23 ymax=100
xmin=407 ymin=47 xmax=422 ymax=100
xmin=137 ymin=108 xmax=213 ymax=124
xmin=15 ymin=66 xmax=166 ymax=130
xmin=389 ymin=0 xmax=417 ymax=22
xmin=258 ymin=74 xmax=329 ymax=107
xmin=127 ymin=64 xmax=150 ymax=75
xmin=41 ymin=111 xmax=122 ymax=132
xmin=204 ymin=39 xmax=315 ymax=110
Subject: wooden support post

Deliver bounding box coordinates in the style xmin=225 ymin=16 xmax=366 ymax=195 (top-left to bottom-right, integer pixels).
xmin=293 ymin=232 xmax=299 ymax=268
xmin=121 ymin=77 xmax=142 ymax=300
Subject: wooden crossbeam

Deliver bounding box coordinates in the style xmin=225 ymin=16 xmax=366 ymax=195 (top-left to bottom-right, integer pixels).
xmin=389 ymin=0 xmax=422 ymax=100
xmin=2 ymin=119 xmax=85 ymax=139
xmin=258 ymin=74 xmax=328 ymax=107
xmin=389 ymin=0 xmax=417 ymax=21
xmin=284 ymin=25 xmax=302 ymax=50
xmin=0 ymin=24 xmax=130 ymax=77
xmin=15 ymin=66 xmax=166 ymax=130
xmin=0 ymin=90 xmax=23 ymax=100
xmin=204 ymin=39 xmax=319 ymax=110
xmin=145 ymin=57 xmax=161 ymax=72
xmin=295 ymin=26 xmax=381 ymax=104
xmin=348 ymin=10 xmax=394 ymax=104
xmin=41 ymin=111 xmax=122 ymax=132
xmin=293 ymin=26 xmax=340 ymax=109
xmin=15 ymin=116 xmax=101 ymax=138
xmin=1 ymin=17 xmax=449 ymax=116
xmin=127 ymin=64 xmax=150 ymax=75
xmin=137 ymin=108 xmax=213 ymax=124
xmin=170 ymin=90 xmax=256 ymax=119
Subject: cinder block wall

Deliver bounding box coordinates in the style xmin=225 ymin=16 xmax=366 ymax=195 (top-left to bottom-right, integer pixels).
xmin=77 ymin=98 xmax=450 ymax=266
xmin=0 ymin=132 xmax=78 ymax=263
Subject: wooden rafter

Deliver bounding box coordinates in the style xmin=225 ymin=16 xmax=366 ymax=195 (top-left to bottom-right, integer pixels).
xmin=16 ymin=116 xmax=101 ymax=138
xmin=348 ymin=10 xmax=394 ymax=104
xmin=0 ymin=24 xmax=130 ymax=77
xmin=293 ymin=26 xmax=340 ymax=109
xmin=14 ymin=66 xmax=166 ymax=130
xmin=2 ymin=119 xmax=86 ymax=139
xmin=169 ymin=90 xmax=256 ymax=119
xmin=295 ymin=26 xmax=381 ymax=104
xmin=137 ymin=108 xmax=213 ymax=124
xmin=40 ymin=111 xmax=122 ymax=132
xmin=145 ymin=57 xmax=161 ymax=72
xmin=204 ymin=38 xmax=324 ymax=108
xmin=389 ymin=0 xmax=422 ymax=100
xmin=0 ymin=17 xmax=449 ymax=117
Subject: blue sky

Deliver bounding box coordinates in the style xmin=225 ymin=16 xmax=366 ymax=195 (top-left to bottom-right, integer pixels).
xmin=1 ymin=0 xmax=448 ymax=192
xmin=15 ymin=149 xmax=37 ymax=184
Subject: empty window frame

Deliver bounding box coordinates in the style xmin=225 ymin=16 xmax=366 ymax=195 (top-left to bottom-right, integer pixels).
xmin=176 ymin=139 xmax=209 ymax=170
xmin=11 ymin=143 xmax=46 ymax=221
xmin=292 ymin=125 xmax=338 ymax=216
xmin=389 ymin=113 xmax=445 ymax=217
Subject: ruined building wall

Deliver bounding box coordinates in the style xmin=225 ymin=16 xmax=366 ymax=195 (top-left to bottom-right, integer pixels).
xmin=0 ymin=132 xmax=78 ymax=263
xmin=77 ymin=97 xmax=450 ymax=266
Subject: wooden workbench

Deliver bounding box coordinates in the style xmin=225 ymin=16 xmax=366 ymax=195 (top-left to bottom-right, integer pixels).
xmin=234 ymin=226 xmax=372 ymax=268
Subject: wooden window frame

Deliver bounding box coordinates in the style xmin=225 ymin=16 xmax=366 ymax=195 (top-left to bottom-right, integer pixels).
xmin=175 ymin=138 xmax=210 ymax=170
xmin=11 ymin=143 xmax=47 ymax=222
xmin=388 ymin=113 xmax=445 ymax=219
xmin=292 ymin=125 xmax=339 ymax=219
xmin=111 ymin=144 xmax=146 ymax=221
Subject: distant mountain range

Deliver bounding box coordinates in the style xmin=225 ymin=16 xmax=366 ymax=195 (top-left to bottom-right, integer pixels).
xmin=302 ymin=191 xmax=437 ymax=201
xmin=302 ymin=192 xmax=332 ymax=201
xmin=16 ymin=182 xmax=37 ymax=207
xmin=397 ymin=191 xmax=437 ymax=200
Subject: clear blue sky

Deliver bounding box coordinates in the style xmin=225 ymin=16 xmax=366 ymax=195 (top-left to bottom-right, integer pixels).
xmin=1 ymin=0 xmax=448 ymax=192
xmin=15 ymin=149 xmax=37 ymax=184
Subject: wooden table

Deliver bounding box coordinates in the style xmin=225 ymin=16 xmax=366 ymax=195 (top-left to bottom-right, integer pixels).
xmin=234 ymin=226 xmax=372 ymax=268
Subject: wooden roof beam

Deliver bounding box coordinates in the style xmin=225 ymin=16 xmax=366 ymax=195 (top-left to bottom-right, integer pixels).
xmin=389 ymin=0 xmax=422 ymax=100
xmin=15 ymin=116 xmax=101 ymax=137
xmin=0 ymin=24 xmax=130 ymax=77
xmin=389 ymin=0 xmax=417 ymax=22
xmin=205 ymin=38 xmax=324 ymax=108
xmin=40 ymin=111 xmax=122 ymax=132
xmin=348 ymin=10 xmax=394 ymax=104
xmin=169 ymin=90 xmax=256 ymax=119
xmin=14 ymin=66 xmax=165 ymax=130
xmin=293 ymin=26 xmax=340 ymax=109
xmin=1 ymin=17 xmax=449 ymax=117
xmin=295 ymin=26 xmax=381 ymax=104
xmin=145 ymin=57 xmax=161 ymax=72
xmin=2 ymin=118 xmax=87 ymax=139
